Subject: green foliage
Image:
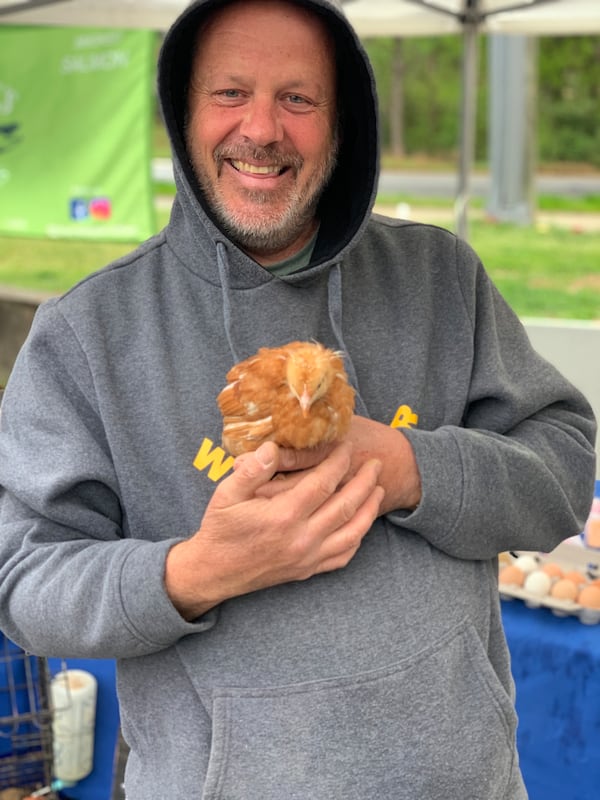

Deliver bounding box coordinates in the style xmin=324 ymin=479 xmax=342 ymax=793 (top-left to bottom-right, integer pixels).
xmin=364 ymin=34 xmax=599 ymax=166
xmin=364 ymin=36 xmax=488 ymax=158
xmin=538 ymin=37 xmax=600 ymax=167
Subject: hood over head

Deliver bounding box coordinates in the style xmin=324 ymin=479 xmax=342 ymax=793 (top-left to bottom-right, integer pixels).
xmin=158 ymin=0 xmax=379 ymax=266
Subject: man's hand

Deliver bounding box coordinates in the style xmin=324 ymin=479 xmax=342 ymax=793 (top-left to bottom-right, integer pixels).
xmin=164 ymin=441 xmax=383 ymax=620
xmin=344 ymin=416 xmax=422 ymax=514
xmin=258 ymin=416 xmax=422 ymax=515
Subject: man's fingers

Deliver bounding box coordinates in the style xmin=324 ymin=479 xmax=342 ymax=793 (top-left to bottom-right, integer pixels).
xmin=277 ymin=443 xmax=335 ymax=472
xmin=213 ymin=442 xmax=280 ymax=506
xmin=255 ymin=442 xmax=348 ymax=500
xmin=311 ymin=458 xmax=382 ymax=532
xmin=255 ymin=471 xmax=305 ymax=499
xmin=315 ymin=483 xmax=385 ymax=572
xmin=281 ymin=442 xmax=354 ymax=517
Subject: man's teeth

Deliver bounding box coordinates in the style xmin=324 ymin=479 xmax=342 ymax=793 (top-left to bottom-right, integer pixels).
xmin=231 ymin=160 xmax=282 ymax=175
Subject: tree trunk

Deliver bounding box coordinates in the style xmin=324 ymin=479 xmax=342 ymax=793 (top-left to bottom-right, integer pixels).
xmin=389 ymin=38 xmax=405 ymax=157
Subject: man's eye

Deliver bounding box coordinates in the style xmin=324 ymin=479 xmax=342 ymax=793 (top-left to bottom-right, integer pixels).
xmin=217 ymin=89 xmax=242 ymax=99
xmin=286 ymin=94 xmax=312 ymax=111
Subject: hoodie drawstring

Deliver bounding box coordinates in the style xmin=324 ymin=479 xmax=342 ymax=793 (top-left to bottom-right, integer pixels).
xmin=327 ymin=263 xmax=368 ymax=417
xmin=216 ymin=241 xmax=245 ymax=364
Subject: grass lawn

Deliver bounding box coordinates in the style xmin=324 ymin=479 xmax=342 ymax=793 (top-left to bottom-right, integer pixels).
xmin=0 ymin=235 xmax=137 ymax=295
xmin=470 ymin=222 xmax=600 ymax=320
xmin=1 ymin=196 xmax=599 ymax=320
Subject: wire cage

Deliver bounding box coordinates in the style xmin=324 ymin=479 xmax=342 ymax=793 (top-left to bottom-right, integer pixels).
xmin=0 ymin=634 xmax=57 ymax=797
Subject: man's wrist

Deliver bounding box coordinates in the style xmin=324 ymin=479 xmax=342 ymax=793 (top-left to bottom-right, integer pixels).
xmin=164 ymin=540 xmax=221 ymax=621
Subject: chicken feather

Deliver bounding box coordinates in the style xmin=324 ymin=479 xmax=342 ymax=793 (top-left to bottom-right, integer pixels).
xmin=217 ymin=341 xmax=355 ymax=455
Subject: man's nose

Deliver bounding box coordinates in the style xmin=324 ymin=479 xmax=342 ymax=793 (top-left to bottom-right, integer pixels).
xmin=239 ymin=97 xmax=283 ymax=146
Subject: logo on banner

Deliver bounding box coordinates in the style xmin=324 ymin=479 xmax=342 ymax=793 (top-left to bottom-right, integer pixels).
xmin=69 ymin=197 xmax=112 ymax=222
xmin=0 ymin=82 xmax=22 ymax=156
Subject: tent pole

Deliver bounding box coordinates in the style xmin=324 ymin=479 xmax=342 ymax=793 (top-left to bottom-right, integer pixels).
xmin=0 ymin=0 xmax=69 ymax=16
xmin=455 ymin=19 xmax=479 ymax=241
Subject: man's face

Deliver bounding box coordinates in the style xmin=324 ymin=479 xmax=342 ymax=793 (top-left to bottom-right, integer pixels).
xmin=186 ymin=0 xmax=338 ymax=264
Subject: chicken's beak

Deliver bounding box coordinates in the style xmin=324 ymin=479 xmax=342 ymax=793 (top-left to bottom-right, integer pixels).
xmin=299 ymin=386 xmax=312 ymax=418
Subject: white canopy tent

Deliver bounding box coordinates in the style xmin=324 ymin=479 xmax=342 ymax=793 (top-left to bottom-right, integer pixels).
xmin=2 ymin=0 xmax=599 ymax=237
xmin=2 ymin=0 xmax=599 ymax=35
xmin=343 ymin=1 xmax=600 ymax=37
xmin=0 ymin=0 xmax=188 ymax=29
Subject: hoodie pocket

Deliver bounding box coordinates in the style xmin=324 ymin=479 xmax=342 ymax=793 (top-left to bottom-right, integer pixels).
xmin=201 ymin=620 xmax=517 ymax=800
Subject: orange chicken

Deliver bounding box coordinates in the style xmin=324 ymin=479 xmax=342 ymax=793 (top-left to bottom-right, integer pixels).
xmin=217 ymin=341 xmax=356 ymax=455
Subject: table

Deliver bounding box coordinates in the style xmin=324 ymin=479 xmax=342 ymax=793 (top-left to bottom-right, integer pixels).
xmin=502 ymin=600 xmax=600 ymax=800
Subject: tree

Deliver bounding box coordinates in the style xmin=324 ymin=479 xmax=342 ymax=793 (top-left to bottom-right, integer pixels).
xmin=389 ymin=38 xmax=405 ymax=157
xmin=538 ymin=36 xmax=600 ymax=167
xmin=365 ymin=33 xmax=599 ymax=167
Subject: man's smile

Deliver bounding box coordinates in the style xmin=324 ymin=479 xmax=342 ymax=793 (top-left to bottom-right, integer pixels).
xmin=229 ymin=160 xmax=288 ymax=176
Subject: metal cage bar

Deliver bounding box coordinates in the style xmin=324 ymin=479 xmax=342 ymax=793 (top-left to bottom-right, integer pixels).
xmin=0 ymin=636 xmax=56 ymax=796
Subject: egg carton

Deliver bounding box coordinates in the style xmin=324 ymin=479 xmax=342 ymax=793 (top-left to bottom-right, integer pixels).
xmin=499 ymin=542 xmax=600 ymax=625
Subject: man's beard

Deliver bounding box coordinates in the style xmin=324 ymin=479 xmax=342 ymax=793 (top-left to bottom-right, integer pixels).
xmin=189 ymin=136 xmax=339 ymax=257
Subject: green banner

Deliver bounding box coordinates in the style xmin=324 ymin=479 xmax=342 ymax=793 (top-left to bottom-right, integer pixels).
xmin=0 ymin=27 xmax=156 ymax=241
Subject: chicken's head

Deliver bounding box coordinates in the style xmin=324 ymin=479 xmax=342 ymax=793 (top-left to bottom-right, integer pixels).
xmin=285 ymin=343 xmax=342 ymax=418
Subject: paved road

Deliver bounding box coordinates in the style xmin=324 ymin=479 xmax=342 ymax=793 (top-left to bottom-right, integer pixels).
xmin=378 ymin=170 xmax=600 ymax=198
xmin=152 ymin=158 xmax=600 ymax=198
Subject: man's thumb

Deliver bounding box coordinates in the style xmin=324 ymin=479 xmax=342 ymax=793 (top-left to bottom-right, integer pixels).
xmin=216 ymin=441 xmax=279 ymax=503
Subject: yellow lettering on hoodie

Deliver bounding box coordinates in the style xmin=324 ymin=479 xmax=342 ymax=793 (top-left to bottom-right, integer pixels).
xmin=193 ymin=438 xmax=235 ymax=481
xmin=390 ymin=405 xmax=419 ymax=429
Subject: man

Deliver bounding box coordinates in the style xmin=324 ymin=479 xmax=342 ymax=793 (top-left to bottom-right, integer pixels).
xmin=0 ymin=1 xmax=595 ymax=798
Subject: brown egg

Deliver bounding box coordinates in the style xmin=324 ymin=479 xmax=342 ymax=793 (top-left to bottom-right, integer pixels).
xmin=550 ymin=578 xmax=578 ymax=601
xmin=564 ymin=570 xmax=587 ymax=587
xmin=578 ymin=585 xmax=600 ymax=610
xmin=541 ymin=562 xmax=564 ymax=579
xmin=499 ymin=565 xmax=525 ymax=586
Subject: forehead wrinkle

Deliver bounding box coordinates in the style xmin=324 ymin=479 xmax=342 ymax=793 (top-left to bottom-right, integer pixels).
xmin=189 ymin=2 xmax=337 ymax=97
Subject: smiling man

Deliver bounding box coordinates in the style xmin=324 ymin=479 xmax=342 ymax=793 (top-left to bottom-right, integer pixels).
xmin=0 ymin=0 xmax=595 ymax=798
xmin=185 ymin=1 xmax=339 ymax=264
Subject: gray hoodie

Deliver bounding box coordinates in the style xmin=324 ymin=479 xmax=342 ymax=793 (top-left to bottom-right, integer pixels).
xmin=0 ymin=1 xmax=596 ymax=798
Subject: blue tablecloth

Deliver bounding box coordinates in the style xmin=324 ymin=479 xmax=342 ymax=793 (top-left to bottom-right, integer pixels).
xmin=502 ymin=600 xmax=600 ymax=800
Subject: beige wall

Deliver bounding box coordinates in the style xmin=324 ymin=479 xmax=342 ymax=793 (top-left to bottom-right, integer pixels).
xmin=524 ymin=319 xmax=600 ymax=480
